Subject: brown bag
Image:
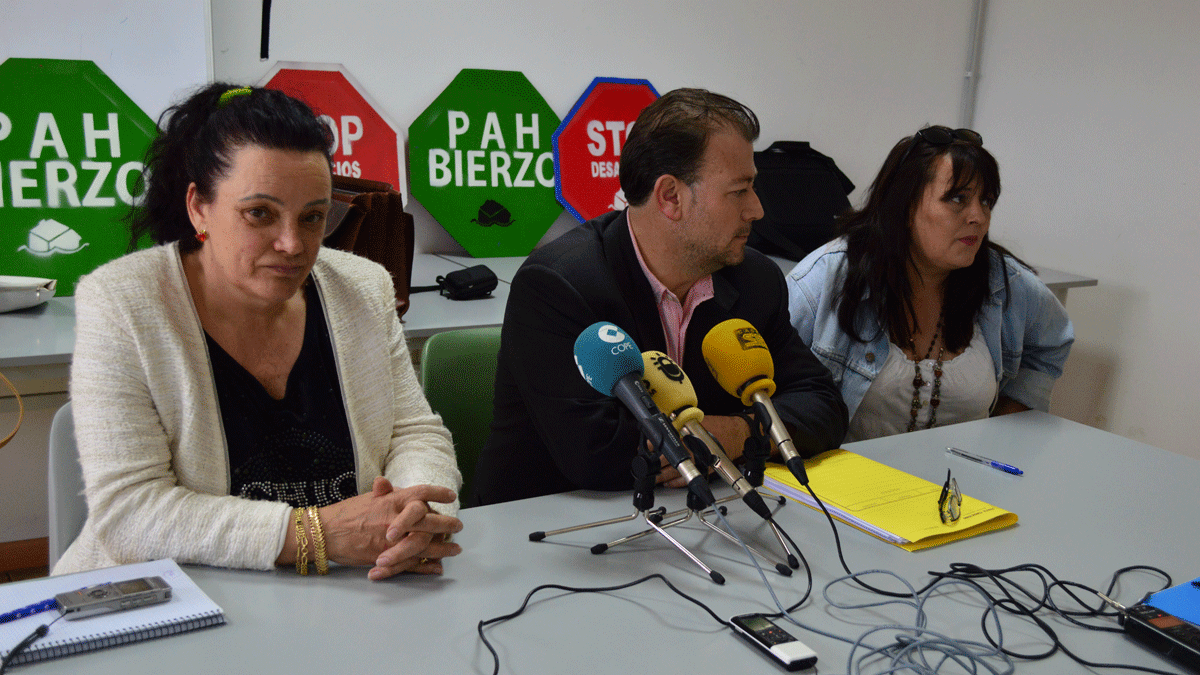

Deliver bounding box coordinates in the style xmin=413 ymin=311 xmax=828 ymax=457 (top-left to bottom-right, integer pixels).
xmin=324 ymin=176 xmax=415 ymax=317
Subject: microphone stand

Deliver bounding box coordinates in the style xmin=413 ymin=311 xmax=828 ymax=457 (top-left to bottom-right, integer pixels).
xmin=590 ymin=435 xmax=792 ymax=577
xmin=529 ymin=435 xmax=727 ymax=585
xmin=672 ymin=429 xmax=792 ymax=571
xmin=586 ymin=434 xmax=794 ymax=578
xmin=732 ymin=410 xmax=802 ymax=569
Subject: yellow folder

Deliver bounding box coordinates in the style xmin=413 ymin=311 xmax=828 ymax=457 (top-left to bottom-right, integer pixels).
xmin=763 ymin=450 xmax=1017 ymax=552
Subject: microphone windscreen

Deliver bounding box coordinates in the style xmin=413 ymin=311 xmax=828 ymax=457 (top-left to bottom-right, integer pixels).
xmin=641 ymin=351 xmax=700 ymax=424
xmin=573 ymin=322 xmax=643 ymax=396
xmin=702 ymin=319 xmax=775 ymax=405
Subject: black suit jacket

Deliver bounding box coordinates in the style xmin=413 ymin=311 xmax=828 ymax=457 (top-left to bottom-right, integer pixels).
xmin=474 ymin=210 xmax=847 ymax=505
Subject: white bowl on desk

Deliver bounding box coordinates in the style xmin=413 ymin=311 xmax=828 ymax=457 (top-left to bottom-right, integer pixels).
xmin=0 ymin=276 xmax=57 ymax=313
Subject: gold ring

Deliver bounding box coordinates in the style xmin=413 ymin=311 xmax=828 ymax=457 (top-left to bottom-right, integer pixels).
xmin=419 ymin=557 xmax=430 ymax=565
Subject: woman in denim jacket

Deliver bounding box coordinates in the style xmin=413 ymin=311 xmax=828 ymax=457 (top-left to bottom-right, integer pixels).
xmin=786 ymin=127 xmax=1073 ymax=442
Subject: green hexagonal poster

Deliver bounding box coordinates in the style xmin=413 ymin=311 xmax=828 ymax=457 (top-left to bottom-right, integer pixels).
xmin=409 ymin=69 xmax=562 ymax=257
xmin=1 ymin=58 xmax=156 ymax=295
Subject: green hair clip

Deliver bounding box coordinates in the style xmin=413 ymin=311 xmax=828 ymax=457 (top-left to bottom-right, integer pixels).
xmin=217 ymin=87 xmax=252 ymax=108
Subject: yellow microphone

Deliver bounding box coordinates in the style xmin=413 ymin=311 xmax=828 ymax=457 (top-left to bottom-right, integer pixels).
xmin=641 ymin=351 xmax=772 ymax=520
xmin=702 ymin=319 xmax=809 ymax=486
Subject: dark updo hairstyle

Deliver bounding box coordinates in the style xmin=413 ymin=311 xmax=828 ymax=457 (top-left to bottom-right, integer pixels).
xmin=619 ymin=88 xmax=759 ymax=207
xmin=835 ymin=125 xmax=1026 ymax=354
xmin=129 ymin=83 xmax=333 ymax=252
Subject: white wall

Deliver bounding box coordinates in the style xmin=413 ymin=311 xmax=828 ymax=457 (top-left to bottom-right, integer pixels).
xmin=0 ymin=0 xmax=211 ymax=121
xmin=974 ymin=1 xmax=1200 ymax=458
xmin=210 ymin=0 xmax=976 ymax=253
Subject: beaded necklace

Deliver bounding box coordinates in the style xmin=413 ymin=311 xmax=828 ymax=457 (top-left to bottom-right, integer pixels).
xmin=906 ymin=317 xmax=945 ymax=432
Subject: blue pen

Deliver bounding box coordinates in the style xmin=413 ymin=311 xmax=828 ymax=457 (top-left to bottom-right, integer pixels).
xmin=947 ymin=447 xmax=1024 ymax=476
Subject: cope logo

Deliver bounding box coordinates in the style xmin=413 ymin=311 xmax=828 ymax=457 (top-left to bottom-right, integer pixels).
xmin=734 ymin=327 xmax=767 ymax=351
xmin=598 ymin=324 xmax=625 ymax=343
xmin=598 ymin=323 xmax=635 ymax=355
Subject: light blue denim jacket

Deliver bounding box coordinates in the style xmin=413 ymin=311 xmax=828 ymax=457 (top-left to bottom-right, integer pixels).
xmin=786 ymin=238 xmax=1074 ymax=422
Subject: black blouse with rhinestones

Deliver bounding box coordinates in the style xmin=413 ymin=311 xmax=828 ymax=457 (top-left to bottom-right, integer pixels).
xmin=205 ymin=283 xmax=356 ymax=509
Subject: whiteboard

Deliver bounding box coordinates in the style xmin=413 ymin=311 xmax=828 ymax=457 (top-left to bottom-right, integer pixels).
xmin=0 ymin=0 xmax=213 ymax=122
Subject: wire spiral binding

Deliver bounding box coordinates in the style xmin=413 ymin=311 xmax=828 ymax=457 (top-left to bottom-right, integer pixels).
xmin=9 ymin=612 xmax=224 ymax=666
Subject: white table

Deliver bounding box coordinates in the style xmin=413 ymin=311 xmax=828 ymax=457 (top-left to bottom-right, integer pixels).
xmin=434 ymin=253 xmax=525 ymax=283
xmin=0 ymin=254 xmax=511 ymax=371
xmin=22 ymin=412 xmax=1195 ymax=674
xmin=403 ymin=253 xmax=511 ymax=338
xmin=1028 ymin=266 xmax=1098 ymax=305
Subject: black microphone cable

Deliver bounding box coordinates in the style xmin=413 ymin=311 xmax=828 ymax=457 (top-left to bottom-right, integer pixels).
xmin=0 ymin=614 xmax=62 ymax=674
xmin=478 ymin=491 xmax=818 ymax=675
xmin=771 ymin=479 xmax=1177 ymax=674
xmin=479 ymin=471 xmax=1176 ymax=675
xmin=701 ymin=489 xmax=1019 ymax=675
xmin=701 ymin=409 xmax=1174 ymax=674
xmin=476 ymin=574 xmax=730 ymax=675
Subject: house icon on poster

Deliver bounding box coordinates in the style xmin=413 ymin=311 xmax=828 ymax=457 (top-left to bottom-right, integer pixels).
xmin=18 ymin=219 xmax=89 ymax=257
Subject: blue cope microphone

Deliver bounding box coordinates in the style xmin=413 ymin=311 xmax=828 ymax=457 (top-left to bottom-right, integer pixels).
xmin=573 ymin=322 xmax=715 ymax=507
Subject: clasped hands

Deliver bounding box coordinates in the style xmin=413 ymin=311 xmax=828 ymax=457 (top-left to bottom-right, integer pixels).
xmin=317 ymin=476 xmax=463 ymax=581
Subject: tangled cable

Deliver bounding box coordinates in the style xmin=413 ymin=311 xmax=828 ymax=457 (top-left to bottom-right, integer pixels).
xmin=822 ymin=571 xmax=1015 ymax=675
xmin=478 ymin=482 xmax=1178 ymax=675
xmin=793 ymin=481 xmax=1177 ymax=674
xmin=926 ymin=562 xmax=1175 ymax=673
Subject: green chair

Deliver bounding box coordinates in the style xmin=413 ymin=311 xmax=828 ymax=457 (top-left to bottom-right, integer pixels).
xmin=419 ymin=326 xmax=502 ymax=507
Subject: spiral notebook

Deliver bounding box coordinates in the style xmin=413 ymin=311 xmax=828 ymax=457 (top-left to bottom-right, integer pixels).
xmin=0 ymin=558 xmax=225 ymax=666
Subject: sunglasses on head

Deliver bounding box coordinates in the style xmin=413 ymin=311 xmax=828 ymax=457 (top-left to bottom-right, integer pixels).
xmin=896 ymin=126 xmax=984 ymax=168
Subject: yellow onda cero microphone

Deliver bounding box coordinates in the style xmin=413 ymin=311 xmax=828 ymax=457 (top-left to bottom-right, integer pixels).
xmin=640 ymin=351 xmax=773 ymax=520
xmin=701 ymin=319 xmax=810 ymax=486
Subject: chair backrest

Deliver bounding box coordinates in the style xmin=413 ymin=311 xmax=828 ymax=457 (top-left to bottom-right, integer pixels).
xmin=420 ymin=326 xmax=502 ymax=507
xmin=47 ymin=401 xmax=85 ymax=568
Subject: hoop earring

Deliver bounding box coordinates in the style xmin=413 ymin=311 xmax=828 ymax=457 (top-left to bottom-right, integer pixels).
xmin=195 ymin=230 xmax=208 ymax=243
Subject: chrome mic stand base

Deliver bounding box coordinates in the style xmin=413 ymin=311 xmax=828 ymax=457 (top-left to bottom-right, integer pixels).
xmin=695 ymin=508 xmax=791 ymax=576
xmin=709 ymin=491 xmax=801 ymax=569
xmin=528 ymin=507 xmax=664 ymax=542
xmin=589 ymin=508 xmax=726 ymax=585
xmin=737 ymin=410 xmax=803 ymax=569
xmin=636 ymin=490 xmax=796 ymax=576
xmin=528 ymin=451 xmax=726 ymax=584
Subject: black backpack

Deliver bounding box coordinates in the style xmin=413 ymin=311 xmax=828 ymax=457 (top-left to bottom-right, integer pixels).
xmin=749 ymin=141 xmax=855 ymax=261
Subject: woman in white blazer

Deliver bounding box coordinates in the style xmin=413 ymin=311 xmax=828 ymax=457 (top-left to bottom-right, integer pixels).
xmin=56 ymin=84 xmax=462 ymax=580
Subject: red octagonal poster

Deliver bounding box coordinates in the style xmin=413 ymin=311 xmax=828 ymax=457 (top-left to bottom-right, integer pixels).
xmin=552 ymin=77 xmax=659 ymax=223
xmin=262 ymin=62 xmax=406 ymax=203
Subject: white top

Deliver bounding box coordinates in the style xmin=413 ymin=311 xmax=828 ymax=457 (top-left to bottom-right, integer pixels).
xmin=848 ymin=330 xmax=997 ymax=442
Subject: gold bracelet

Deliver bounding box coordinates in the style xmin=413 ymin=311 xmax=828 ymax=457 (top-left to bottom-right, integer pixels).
xmin=294 ymin=507 xmax=309 ymax=575
xmin=307 ymin=506 xmax=329 ymax=575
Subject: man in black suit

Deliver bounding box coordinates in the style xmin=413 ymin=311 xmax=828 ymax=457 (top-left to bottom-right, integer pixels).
xmin=474 ymin=89 xmax=847 ymax=505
